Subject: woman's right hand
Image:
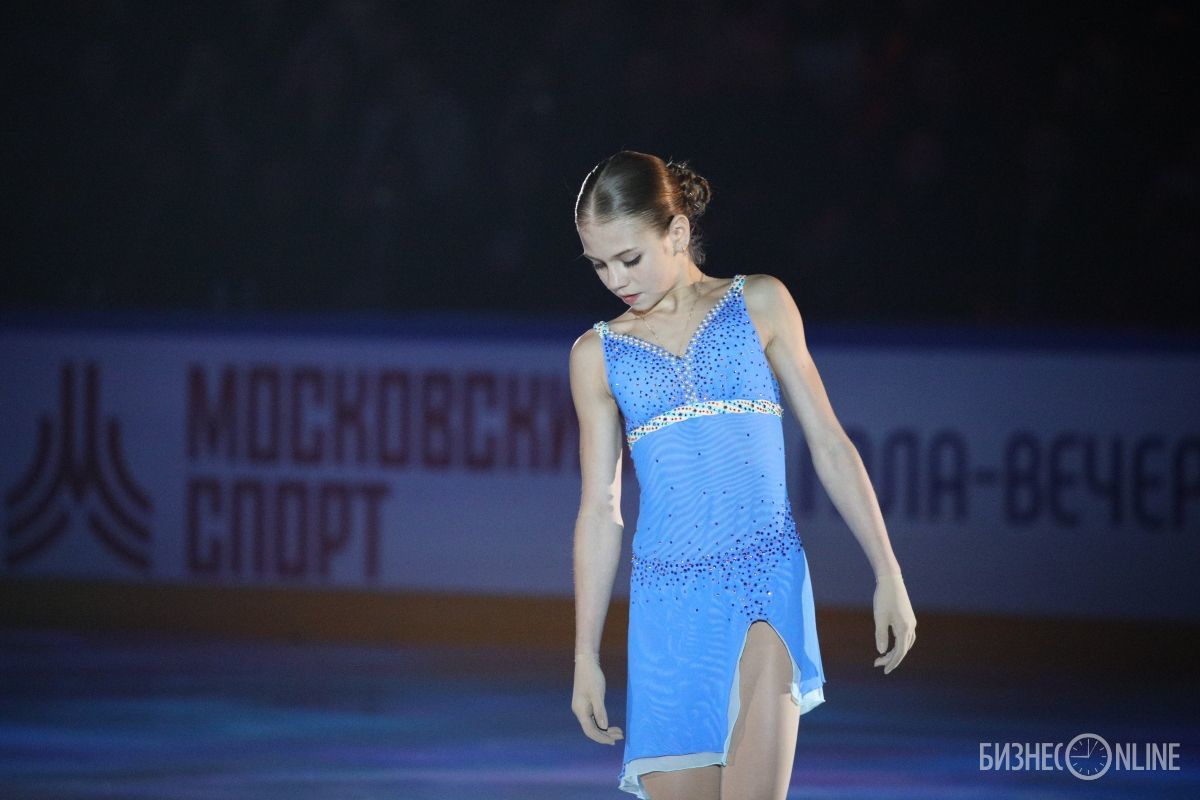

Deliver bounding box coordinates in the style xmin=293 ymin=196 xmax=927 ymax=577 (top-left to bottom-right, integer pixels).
xmin=571 ymin=655 xmax=624 ymax=745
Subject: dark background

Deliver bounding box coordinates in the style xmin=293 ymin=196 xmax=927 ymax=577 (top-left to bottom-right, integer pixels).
xmin=4 ymin=1 xmax=1196 ymax=331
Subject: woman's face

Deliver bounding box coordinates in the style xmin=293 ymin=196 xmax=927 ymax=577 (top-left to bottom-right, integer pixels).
xmin=577 ymin=214 xmax=687 ymax=309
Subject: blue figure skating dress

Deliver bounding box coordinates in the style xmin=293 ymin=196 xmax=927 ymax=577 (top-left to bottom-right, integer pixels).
xmin=592 ymin=274 xmax=826 ymax=798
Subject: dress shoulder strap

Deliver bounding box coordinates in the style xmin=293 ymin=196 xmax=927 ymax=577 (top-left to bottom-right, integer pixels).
xmin=592 ymin=320 xmax=609 ymax=338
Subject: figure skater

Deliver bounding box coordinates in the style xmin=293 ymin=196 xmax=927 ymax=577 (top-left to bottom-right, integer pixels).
xmin=568 ymin=150 xmax=916 ymax=800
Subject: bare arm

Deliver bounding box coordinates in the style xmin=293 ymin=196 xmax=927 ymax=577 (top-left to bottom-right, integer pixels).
xmin=747 ymin=273 xmax=915 ymax=673
xmin=567 ymin=328 xmax=626 ymax=743
xmin=746 ymin=273 xmax=902 ymax=578
xmin=568 ymin=328 xmax=625 ymax=658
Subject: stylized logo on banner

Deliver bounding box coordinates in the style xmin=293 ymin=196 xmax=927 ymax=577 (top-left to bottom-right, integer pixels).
xmin=4 ymin=362 xmax=152 ymax=571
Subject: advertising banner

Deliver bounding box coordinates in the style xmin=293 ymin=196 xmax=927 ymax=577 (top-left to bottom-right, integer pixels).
xmin=2 ymin=321 xmax=1196 ymax=621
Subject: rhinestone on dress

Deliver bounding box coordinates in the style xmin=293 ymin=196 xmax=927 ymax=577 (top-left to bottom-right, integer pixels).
xmin=592 ymin=275 xmax=782 ymax=448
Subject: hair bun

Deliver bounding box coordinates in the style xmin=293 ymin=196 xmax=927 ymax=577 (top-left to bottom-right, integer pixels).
xmin=667 ymin=159 xmax=712 ymax=219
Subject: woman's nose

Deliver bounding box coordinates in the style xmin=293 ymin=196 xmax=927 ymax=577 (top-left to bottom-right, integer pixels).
xmin=606 ymin=270 xmax=627 ymax=293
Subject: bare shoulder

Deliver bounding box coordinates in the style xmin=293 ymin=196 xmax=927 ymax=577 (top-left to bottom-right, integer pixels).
xmin=570 ymin=325 xmax=603 ymax=366
xmin=740 ymin=273 xmax=800 ymax=339
xmin=569 ymin=326 xmax=611 ymax=398
xmin=740 ymin=272 xmax=793 ymax=311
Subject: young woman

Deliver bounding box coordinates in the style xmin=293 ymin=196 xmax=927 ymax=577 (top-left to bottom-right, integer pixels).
xmin=568 ymin=150 xmax=916 ymax=800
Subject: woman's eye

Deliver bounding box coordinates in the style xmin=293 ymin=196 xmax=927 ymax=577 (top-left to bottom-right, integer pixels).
xmin=592 ymin=262 xmax=606 ymax=270
xmin=623 ymin=255 xmax=642 ymax=267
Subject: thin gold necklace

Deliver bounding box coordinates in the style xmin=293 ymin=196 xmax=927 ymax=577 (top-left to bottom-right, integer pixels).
xmin=639 ymin=278 xmax=704 ymax=356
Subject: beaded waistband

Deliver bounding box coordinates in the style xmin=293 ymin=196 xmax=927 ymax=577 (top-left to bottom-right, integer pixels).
xmin=627 ymin=398 xmax=783 ymax=444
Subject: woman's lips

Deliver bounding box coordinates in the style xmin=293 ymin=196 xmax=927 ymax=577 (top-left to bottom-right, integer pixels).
xmin=621 ymin=293 xmax=640 ymax=304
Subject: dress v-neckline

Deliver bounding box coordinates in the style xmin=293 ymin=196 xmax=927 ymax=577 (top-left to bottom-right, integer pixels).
xmin=604 ymin=275 xmax=743 ymax=361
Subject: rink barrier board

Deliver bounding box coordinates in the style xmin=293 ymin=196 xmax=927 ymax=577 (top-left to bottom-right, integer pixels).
xmin=0 ymin=575 xmax=1194 ymax=682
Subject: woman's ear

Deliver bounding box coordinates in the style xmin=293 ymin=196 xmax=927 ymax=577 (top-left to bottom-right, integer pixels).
xmin=669 ymin=214 xmax=691 ymax=253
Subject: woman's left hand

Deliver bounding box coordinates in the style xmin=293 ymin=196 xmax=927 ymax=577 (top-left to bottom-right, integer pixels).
xmin=872 ymin=573 xmax=916 ymax=674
